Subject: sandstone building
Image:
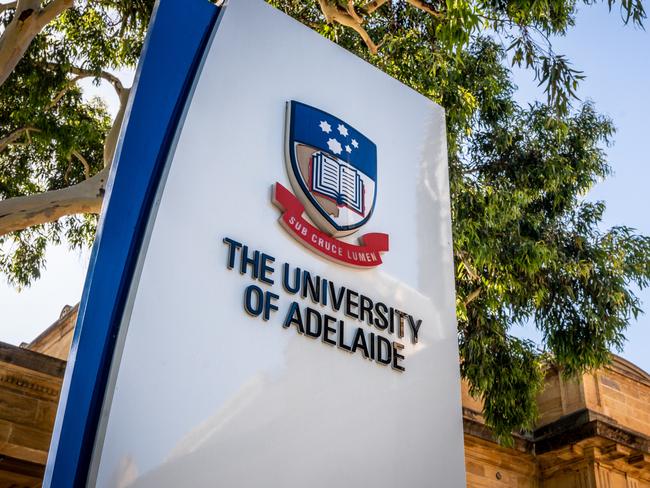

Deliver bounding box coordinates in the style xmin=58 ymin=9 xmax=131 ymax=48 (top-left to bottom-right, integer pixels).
xmin=1 ymin=305 xmax=650 ymax=487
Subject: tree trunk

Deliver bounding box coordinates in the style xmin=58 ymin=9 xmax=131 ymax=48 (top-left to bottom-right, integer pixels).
xmin=0 ymin=168 xmax=108 ymax=236
xmin=0 ymin=0 xmax=73 ymax=87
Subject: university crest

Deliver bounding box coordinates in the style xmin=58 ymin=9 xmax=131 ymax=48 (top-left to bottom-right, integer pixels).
xmin=273 ymin=101 xmax=389 ymax=267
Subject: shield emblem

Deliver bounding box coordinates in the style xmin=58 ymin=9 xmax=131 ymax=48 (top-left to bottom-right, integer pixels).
xmin=285 ymin=101 xmax=377 ymax=237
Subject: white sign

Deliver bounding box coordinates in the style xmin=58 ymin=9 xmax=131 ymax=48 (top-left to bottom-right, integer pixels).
xmin=85 ymin=1 xmax=466 ymax=486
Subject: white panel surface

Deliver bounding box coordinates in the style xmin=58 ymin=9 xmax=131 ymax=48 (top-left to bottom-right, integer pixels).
xmin=91 ymin=1 xmax=465 ymax=486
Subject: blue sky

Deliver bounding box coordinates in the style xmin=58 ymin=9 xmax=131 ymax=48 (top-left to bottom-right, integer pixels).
xmin=1 ymin=3 xmax=649 ymax=371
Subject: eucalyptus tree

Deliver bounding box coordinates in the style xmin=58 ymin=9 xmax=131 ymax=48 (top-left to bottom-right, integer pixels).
xmin=1 ymin=0 xmax=648 ymax=441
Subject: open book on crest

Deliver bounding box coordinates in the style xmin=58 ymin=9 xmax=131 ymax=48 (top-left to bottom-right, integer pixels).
xmin=311 ymin=151 xmax=364 ymax=214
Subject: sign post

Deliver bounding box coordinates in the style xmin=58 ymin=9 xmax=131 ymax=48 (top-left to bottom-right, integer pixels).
xmin=45 ymin=1 xmax=466 ymax=486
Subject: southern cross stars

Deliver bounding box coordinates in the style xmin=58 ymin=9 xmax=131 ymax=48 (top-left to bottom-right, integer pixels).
xmin=318 ymin=119 xmax=358 ymax=156
xmin=327 ymin=138 xmax=343 ymax=155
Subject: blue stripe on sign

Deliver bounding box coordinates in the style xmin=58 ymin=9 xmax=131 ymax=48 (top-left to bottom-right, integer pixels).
xmin=42 ymin=0 xmax=219 ymax=486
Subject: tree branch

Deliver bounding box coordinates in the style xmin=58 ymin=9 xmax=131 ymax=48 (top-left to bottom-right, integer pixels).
xmin=66 ymin=65 xmax=125 ymax=95
xmin=46 ymin=74 xmax=86 ymax=109
xmin=103 ymin=86 xmax=130 ymax=167
xmin=0 ymin=1 xmax=17 ymax=14
xmin=458 ymin=250 xmax=481 ymax=281
xmin=0 ymin=167 xmax=108 ymax=236
xmin=317 ymin=0 xmax=378 ymax=54
xmin=346 ymin=0 xmax=363 ymax=23
xmin=361 ymin=0 xmax=388 ymax=15
xmin=0 ymin=0 xmax=74 ymax=87
xmin=464 ymin=286 xmax=482 ymax=307
xmin=37 ymin=0 xmax=73 ymax=25
xmin=71 ymin=150 xmax=90 ymax=179
xmin=315 ymin=0 xmax=443 ymax=54
xmin=405 ymin=0 xmax=444 ymax=18
xmin=0 ymin=126 xmax=40 ymax=152
xmin=43 ymin=62 xmax=125 ymax=97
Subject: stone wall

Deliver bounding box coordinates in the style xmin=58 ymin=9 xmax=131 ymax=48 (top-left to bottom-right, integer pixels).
xmin=23 ymin=305 xmax=77 ymax=361
xmin=0 ymin=341 xmax=65 ymax=487
xmin=462 ymin=356 xmax=650 ymax=487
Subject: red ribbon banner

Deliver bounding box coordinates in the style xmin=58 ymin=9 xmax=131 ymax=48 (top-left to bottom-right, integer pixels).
xmin=272 ymin=182 xmax=389 ymax=268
